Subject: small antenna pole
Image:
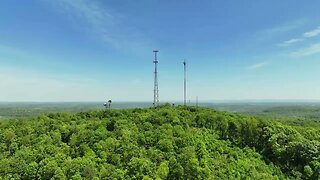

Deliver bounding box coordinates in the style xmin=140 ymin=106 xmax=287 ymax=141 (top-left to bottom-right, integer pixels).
xmin=103 ymin=99 xmax=112 ymax=111
xmin=196 ymin=96 xmax=198 ymax=107
xmin=108 ymin=100 xmax=112 ymax=110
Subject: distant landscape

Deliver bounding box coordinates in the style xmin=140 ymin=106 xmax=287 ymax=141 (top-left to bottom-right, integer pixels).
xmin=2 ymin=101 xmax=320 ymax=130
xmin=2 ymin=101 xmax=320 ymax=123
xmin=0 ymin=102 xmax=153 ymax=119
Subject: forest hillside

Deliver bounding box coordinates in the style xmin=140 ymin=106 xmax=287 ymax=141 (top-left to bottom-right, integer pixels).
xmin=0 ymin=105 xmax=320 ymax=179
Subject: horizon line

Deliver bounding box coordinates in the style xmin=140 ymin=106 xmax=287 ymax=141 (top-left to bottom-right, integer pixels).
xmin=2 ymin=99 xmax=320 ymax=103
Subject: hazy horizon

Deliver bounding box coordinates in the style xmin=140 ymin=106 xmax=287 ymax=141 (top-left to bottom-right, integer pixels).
xmin=3 ymin=99 xmax=320 ymax=103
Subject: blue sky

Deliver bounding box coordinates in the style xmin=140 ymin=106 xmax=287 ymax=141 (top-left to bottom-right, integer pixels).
xmin=1 ymin=0 xmax=320 ymax=102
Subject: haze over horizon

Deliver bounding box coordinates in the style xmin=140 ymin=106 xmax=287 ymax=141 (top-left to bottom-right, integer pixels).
xmin=1 ymin=0 xmax=320 ymax=102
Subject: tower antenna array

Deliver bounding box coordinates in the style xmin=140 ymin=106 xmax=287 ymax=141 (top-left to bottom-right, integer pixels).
xmin=183 ymin=60 xmax=187 ymax=106
xmin=153 ymin=50 xmax=159 ymax=108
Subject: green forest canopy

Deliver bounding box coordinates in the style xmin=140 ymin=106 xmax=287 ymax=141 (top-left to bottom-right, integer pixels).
xmin=0 ymin=105 xmax=320 ymax=179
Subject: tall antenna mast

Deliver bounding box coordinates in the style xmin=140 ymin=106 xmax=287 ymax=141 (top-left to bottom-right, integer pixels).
xmin=183 ymin=60 xmax=187 ymax=106
xmin=153 ymin=50 xmax=159 ymax=108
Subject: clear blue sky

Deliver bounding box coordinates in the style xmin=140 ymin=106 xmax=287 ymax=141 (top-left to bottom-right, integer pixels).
xmin=1 ymin=0 xmax=320 ymax=102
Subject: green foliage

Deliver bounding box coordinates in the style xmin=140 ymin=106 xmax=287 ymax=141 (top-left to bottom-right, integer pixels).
xmin=0 ymin=106 xmax=319 ymax=179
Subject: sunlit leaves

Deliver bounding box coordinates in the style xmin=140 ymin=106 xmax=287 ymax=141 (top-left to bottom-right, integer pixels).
xmin=0 ymin=105 xmax=318 ymax=179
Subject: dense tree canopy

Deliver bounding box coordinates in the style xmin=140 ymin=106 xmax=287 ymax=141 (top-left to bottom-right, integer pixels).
xmin=0 ymin=105 xmax=319 ymax=179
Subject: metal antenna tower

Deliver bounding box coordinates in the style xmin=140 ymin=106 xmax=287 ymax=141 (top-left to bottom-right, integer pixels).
xmin=183 ymin=60 xmax=187 ymax=106
xmin=153 ymin=50 xmax=159 ymax=108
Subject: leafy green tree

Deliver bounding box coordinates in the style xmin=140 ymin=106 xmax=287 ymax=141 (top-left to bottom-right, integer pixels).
xmin=127 ymin=157 xmax=156 ymax=179
xmin=156 ymin=161 xmax=169 ymax=179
